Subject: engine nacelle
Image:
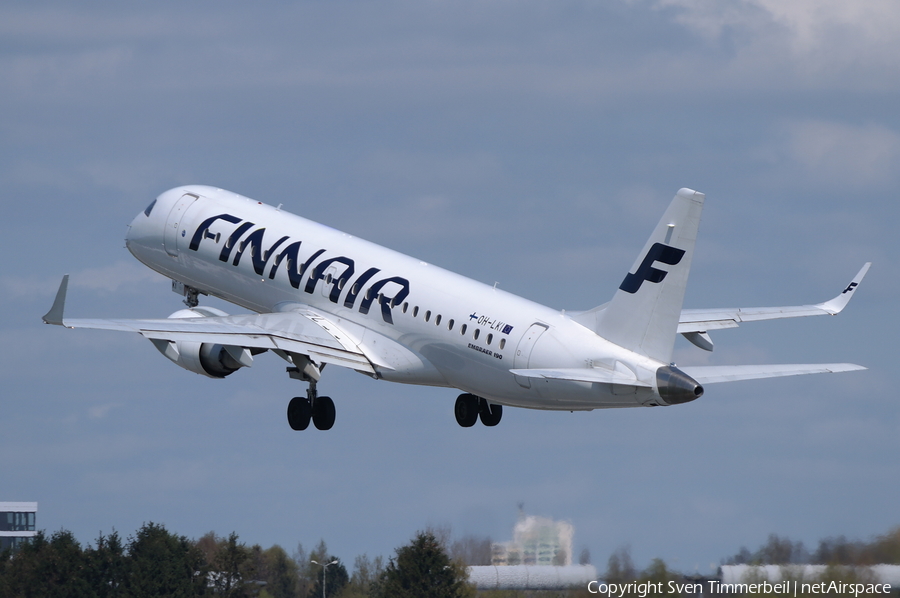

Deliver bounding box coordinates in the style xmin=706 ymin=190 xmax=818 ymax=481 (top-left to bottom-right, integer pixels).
xmin=151 ymin=307 xmax=254 ymax=378
xmin=655 ymin=365 xmax=704 ymax=405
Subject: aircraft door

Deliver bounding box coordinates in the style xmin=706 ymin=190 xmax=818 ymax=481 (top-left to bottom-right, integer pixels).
xmin=163 ymin=193 xmax=199 ymax=257
xmin=512 ymin=323 xmax=548 ymax=388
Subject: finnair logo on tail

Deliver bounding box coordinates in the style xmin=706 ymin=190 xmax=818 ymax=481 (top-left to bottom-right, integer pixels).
xmin=619 ymin=242 xmax=686 ymax=294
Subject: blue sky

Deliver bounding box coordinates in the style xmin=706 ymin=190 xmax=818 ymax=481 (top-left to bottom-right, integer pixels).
xmin=2 ymin=0 xmax=898 ymax=574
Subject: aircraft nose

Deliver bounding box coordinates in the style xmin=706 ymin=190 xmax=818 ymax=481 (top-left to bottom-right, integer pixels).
xmin=125 ymin=198 xmax=160 ymax=254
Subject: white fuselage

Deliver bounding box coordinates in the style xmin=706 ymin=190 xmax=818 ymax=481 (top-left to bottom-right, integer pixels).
xmin=126 ymin=186 xmax=664 ymax=410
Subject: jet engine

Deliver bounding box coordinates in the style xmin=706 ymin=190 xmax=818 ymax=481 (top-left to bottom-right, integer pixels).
xmin=150 ymin=307 xmax=254 ymax=378
xmin=655 ymin=365 xmax=704 ymax=405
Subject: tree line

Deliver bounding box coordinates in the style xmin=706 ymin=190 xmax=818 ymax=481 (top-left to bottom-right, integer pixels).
xmin=0 ymin=523 xmax=473 ymax=598
xmin=722 ymin=527 xmax=900 ymax=567
xmin=1 ymin=522 xmax=898 ymax=597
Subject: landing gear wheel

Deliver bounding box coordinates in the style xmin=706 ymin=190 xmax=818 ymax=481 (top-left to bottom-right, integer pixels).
xmin=312 ymin=396 xmax=336 ymax=431
xmin=478 ymin=398 xmax=502 ymax=427
xmin=454 ymin=393 xmax=479 ymax=427
xmin=287 ymin=397 xmax=311 ymax=431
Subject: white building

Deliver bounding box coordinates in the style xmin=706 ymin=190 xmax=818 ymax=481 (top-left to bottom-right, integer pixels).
xmin=0 ymin=502 xmax=37 ymax=553
xmin=491 ymin=511 xmax=574 ymax=567
xmin=469 ymin=564 xmax=597 ymax=590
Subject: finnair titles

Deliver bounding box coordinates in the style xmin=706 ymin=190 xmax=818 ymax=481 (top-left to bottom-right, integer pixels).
xmin=44 ymin=186 xmax=869 ymax=431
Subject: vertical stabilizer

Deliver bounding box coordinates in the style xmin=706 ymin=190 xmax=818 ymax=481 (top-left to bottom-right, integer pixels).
xmin=593 ymin=188 xmax=705 ymax=362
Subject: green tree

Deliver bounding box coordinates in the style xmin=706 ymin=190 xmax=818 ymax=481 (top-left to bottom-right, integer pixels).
xmin=605 ymin=545 xmax=636 ymax=583
xmin=84 ymin=531 xmax=127 ymax=597
xmin=255 ymin=544 xmax=299 ymax=598
xmin=756 ymin=534 xmax=808 ymax=564
xmin=122 ymin=522 xmax=207 ymax=597
xmin=339 ymin=553 xmax=384 ymax=598
xmin=210 ymin=532 xmax=252 ymax=597
xmin=2 ymin=530 xmax=93 ymax=598
xmin=292 ymin=543 xmax=312 ymax=598
xmin=370 ymin=531 xmax=473 ymax=598
xmin=637 ymin=558 xmax=678 ymax=586
xmin=866 ymin=526 xmax=900 ymax=564
xmin=308 ymin=557 xmax=347 ymax=598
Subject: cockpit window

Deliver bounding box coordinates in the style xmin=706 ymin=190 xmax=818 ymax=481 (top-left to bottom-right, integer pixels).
xmin=144 ymin=199 xmax=157 ymax=217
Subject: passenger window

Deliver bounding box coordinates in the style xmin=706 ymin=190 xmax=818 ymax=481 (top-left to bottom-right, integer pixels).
xmin=474 ymin=329 xmax=480 ymax=340
xmin=402 ymin=302 xmax=408 ymax=314
xmin=413 ymin=306 xmax=419 ymax=318
xmin=425 ymin=310 xmax=431 ymax=322
xmin=499 ymin=338 xmax=506 ymax=350
xmin=435 ymin=315 xmax=442 ymax=326
xmin=486 ymin=333 xmax=493 ymax=345
xmin=461 ymin=324 xmax=467 ymax=335
xmin=448 ymin=319 xmax=454 ymax=331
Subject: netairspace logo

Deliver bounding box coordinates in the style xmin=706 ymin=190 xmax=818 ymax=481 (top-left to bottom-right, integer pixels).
xmin=586 ymin=580 xmax=893 ymax=597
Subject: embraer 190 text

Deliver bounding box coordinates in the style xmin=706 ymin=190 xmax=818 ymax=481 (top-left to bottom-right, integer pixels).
xmin=44 ymin=186 xmax=869 ymax=431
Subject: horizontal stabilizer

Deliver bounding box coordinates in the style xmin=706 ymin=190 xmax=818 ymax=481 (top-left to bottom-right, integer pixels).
xmin=508 ymin=367 xmax=652 ymax=387
xmin=679 ymin=363 xmax=866 ymax=385
xmin=679 ymin=263 xmax=871 ymax=336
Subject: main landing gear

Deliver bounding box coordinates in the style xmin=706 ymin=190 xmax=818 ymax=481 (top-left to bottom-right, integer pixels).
xmin=287 ymin=380 xmax=336 ymax=431
xmin=454 ymin=393 xmax=503 ymax=428
xmin=286 ymin=356 xmax=335 ymax=431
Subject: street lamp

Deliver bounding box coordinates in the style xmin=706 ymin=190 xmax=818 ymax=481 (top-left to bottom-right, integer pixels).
xmin=311 ymin=559 xmax=339 ymax=598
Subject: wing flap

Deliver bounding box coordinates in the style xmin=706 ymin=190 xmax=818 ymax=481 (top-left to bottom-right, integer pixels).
xmin=680 ymin=363 xmax=866 ymax=384
xmin=56 ymin=312 xmax=382 ymax=373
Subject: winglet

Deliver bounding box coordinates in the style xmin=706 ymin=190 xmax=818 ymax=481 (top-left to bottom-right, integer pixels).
xmin=816 ymin=262 xmax=871 ymax=315
xmin=42 ymin=275 xmax=69 ymax=326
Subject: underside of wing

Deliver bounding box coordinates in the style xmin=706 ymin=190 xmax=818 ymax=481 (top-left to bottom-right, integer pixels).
xmin=677 ymin=263 xmax=870 ymax=350
xmin=65 ymin=311 xmax=382 ymax=373
xmin=679 ymin=363 xmax=866 ymax=384
xmin=43 ymin=276 xmax=385 ymax=373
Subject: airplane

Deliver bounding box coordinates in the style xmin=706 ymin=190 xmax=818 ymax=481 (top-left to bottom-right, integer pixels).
xmin=43 ymin=186 xmax=869 ymax=431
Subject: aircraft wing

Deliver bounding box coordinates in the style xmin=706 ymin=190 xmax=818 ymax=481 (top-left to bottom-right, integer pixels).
xmin=42 ymin=275 xmax=385 ymax=373
xmin=679 ymin=363 xmax=866 ymax=384
xmin=678 ymin=263 xmax=870 ymax=350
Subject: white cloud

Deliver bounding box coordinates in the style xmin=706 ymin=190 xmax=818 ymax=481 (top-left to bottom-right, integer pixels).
xmin=88 ymin=403 xmax=120 ymax=419
xmin=646 ymin=0 xmax=900 ymax=88
xmin=785 ymin=120 xmax=900 ymax=185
